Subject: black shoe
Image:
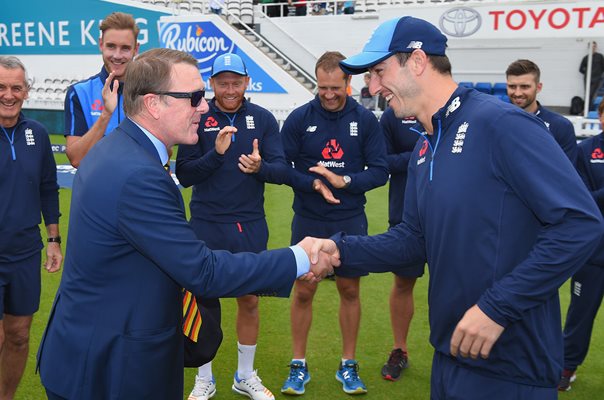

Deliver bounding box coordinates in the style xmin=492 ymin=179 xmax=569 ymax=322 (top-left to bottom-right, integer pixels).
xmin=558 ymin=369 xmax=576 ymax=392
xmin=381 ymin=348 xmax=408 ymax=381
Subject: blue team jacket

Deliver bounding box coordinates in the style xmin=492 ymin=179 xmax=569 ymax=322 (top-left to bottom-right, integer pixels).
xmin=176 ymin=99 xmax=289 ymax=223
xmin=281 ymin=96 xmax=388 ymax=221
xmin=334 ymin=87 xmax=603 ymax=387
xmin=64 ymin=67 xmax=124 ymax=137
xmin=576 ymin=132 xmax=604 ymax=266
xmin=535 ymin=102 xmax=578 ymax=164
xmin=0 ymin=113 xmax=59 ymax=263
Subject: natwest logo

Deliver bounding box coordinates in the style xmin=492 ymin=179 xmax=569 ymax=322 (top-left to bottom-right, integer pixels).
xmin=419 ymin=140 xmax=428 ymax=157
xmin=91 ymin=99 xmax=104 ymax=111
xmin=205 ymin=116 xmax=219 ymax=128
xmin=321 ymin=139 xmax=344 ymax=160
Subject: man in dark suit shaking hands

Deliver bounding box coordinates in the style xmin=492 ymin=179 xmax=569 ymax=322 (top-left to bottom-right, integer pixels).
xmin=37 ymin=48 xmax=337 ymax=400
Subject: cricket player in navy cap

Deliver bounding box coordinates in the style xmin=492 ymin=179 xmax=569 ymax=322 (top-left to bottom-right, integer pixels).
xmin=307 ymin=16 xmax=603 ymax=400
xmin=177 ymin=52 xmax=290 ymax=400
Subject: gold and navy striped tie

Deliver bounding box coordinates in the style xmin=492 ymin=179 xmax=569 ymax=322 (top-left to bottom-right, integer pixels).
xmin=164 ymin=159 xmax=203 ymax=342
xmin=182 ymin=290 xmax=202 ymax=342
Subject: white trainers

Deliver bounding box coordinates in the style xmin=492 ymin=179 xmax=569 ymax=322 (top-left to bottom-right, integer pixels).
xmin=232 ymin=370 xmax=275 ymax=400
xmin=188 ymin=376 xmax=216 ymax=400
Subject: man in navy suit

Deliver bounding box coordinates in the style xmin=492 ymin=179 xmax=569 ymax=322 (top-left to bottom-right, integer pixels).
xmin=37 ymin=48 xmax=337 ymax=400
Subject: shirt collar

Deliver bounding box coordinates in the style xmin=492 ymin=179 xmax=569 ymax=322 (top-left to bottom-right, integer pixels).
xmin=129 ymin=118 xmax=169 ymax=166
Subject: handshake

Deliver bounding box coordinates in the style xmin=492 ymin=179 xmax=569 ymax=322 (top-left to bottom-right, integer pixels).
xmin=296 ymin=237 xmax=341 ymax=283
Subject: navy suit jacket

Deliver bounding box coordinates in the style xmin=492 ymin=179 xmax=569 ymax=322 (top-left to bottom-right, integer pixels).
xmin=38 ymin=118 xmax=297 ymax=399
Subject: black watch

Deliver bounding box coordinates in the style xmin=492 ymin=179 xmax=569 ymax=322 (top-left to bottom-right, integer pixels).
xmin=47 ymin=236 xmax=62 ymax=244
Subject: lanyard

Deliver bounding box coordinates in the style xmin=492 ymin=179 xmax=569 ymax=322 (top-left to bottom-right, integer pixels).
xmin=1 ymin=126 xmax=16 ymax=161
xmin=221 ymin=112 xmax=237 ymax=142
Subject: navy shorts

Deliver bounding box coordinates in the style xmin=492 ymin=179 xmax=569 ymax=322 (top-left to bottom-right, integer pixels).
xmin=388 ymin=223 xmax=425 ymax=279
xmin=291 ymin=213 xmax=371 ymax=278
xmin=190 ymin=218 xmax=268 ymax=253
xmin=0 ymin=252 xmax=42 ymax=318
xmin=431 ymin=351 xmax=557 ymax=400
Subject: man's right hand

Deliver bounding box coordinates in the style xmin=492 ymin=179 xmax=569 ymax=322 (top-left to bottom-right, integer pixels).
xmin=102 ymin=71 xmax=119 ymax=116
xmin=297 ymin=236 xmax=341 ymax=282
xmin=215 ymin=126 xmax=237 ymax=155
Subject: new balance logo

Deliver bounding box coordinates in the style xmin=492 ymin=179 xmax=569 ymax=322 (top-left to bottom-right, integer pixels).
xmin=306 ymin=126 xmax=317 ymax=132
xmin=407 ymin=41 xmax=423 ymax=49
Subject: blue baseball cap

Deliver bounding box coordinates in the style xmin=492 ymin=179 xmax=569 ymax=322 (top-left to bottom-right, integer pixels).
xmin=340 ymin=16 xmax=448 ymax=75
xmin=211 ymin=53 xmax=248 ymax=77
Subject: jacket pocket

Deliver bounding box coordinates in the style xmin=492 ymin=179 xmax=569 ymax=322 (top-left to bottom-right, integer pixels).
xmin=117 ymin=326 xmax=181 ymax=398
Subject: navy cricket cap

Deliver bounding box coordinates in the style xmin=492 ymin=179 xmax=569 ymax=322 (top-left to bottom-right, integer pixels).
xmin=211 ymin=53 xmax=248 ymax=77
xmin=340 ymin=16 xmax=448 ymax=75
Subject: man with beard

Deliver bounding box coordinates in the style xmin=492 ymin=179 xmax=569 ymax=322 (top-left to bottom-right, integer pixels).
xmin=306 ymin=16 xmax=603 ymax=399
xmin=177 ymin=53 xmax=289 ymax=400
xmin=506 ymin=59 xmax=577 ymax=164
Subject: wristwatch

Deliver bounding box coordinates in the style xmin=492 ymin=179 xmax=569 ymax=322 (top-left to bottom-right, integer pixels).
xmin=343 ymin=175 xmax=351 ymax=188
xmin=47 ymin=236 xmax=62 ymax=244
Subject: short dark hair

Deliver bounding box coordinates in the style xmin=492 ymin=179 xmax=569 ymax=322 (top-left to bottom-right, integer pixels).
xmin=123 ymin=48 xmax=198 ymax=116
xmin=395 ymin=52 xmax=452 ymax=76
xmin=100 ymin=12 xmax=140 ymax=40
xmin=316 ymin=51 xmax=349 ymax=80
xmin=506 ymin=59 xmax=540 ymax=82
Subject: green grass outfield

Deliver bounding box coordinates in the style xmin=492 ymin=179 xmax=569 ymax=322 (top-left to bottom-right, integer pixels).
xmin=17 ymin=136 xmax=603 ymax=399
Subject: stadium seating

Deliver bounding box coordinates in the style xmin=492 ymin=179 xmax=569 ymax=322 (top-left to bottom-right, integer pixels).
xmin=458 ymin=81 xmax=473 ymax=88
xmin=492 ymin=82 xmax=507 ymax=96
xmin=474 ymin=82 xmax=492 ymax=94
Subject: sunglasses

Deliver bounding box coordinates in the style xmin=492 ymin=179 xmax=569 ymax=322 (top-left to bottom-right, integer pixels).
xmin=152 ymin=89 xmax=205 ymax=107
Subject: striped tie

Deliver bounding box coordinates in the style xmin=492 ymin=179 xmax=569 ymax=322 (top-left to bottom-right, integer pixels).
xmin=182 ymin=290 xmax=202 ymax=342
xmin=164 ymin=159 xmax=203 ymax=342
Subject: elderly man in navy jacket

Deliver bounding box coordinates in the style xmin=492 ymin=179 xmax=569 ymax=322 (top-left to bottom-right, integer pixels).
xmin=307 ymin=17 xmax=603 ymax=400
xmin=0 ymin=56 xmax=62 ymax=399
xmin=37 ymin=48 xmax=336 ymax=400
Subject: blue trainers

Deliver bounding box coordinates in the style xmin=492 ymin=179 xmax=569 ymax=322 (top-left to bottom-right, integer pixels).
xmin=281 ymin=361 xmax=311 ymax=395
xmin=336 ymin=360 xmax=367 ymax=394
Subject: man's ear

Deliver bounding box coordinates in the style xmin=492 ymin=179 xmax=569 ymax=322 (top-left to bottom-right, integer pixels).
xmin=410 ymin=49 xmax=429 ymax=75
xmin=144 ymin=93 xmax=161 ymax=120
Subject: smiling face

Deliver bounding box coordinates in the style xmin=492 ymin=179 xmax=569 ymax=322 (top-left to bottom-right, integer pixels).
xmin=210 ymin=72 xmax=249 ymax=113
xmin=368 ymin=55 xmax=420 ymax=119
xmin=0 ymin=65 xmax=28 ymax=127
xmin=317 ymin=67 xmax=350 ymax=113
xmin=100 ymin=29 xmax=139 ymax=80
xmin=507 ymin=73 xmax=541 ymax=113
xmin=156 ymin=63 xmax=209 ymax=147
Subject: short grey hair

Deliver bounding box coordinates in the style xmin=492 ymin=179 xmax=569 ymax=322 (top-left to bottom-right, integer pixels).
xmin=0 ymin=56 xmax=32 ymax=90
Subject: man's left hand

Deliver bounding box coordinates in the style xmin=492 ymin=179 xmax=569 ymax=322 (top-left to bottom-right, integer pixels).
xmin=450 ymin=304 xmax=504 ymax=359
xmin=44 ymin=243 xmax=63 ymax=273
xmin=239 ymin=138 xmax=262 ymax=174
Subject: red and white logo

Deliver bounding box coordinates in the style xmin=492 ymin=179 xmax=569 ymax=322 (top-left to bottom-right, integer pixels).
xmin=322 ymin=139 xmax=344 ymax=160
xmin=91 ymin=99 xmax=104 ymax=111
xmin=592 ymin=148 xmax=604 ymax=159
xmin=205 ymin=116 xmax=219 ymax=128
xmin=419 ymin=140 xmax=428 ymax=157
